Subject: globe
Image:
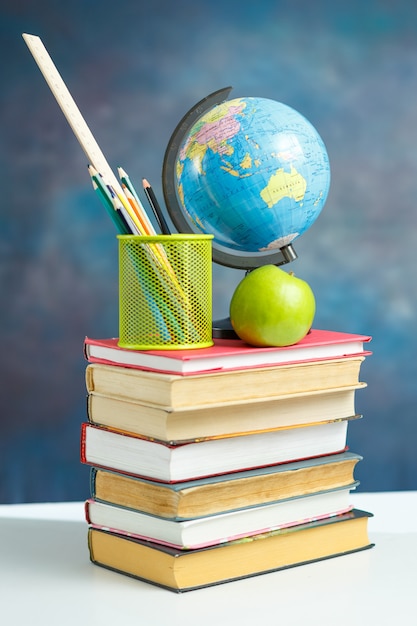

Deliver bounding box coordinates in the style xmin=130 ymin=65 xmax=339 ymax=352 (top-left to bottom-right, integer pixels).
xmin=163 ymin=93 xmax=330 ymax=269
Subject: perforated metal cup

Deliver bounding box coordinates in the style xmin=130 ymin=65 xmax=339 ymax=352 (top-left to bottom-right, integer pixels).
xmin=118 ymin=234 xmax=213 ymax=350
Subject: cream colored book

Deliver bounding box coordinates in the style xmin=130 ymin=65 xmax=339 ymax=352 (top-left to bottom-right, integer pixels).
xmin=85 ymin=356 xmax=367 ymax=410
xmin=87 ymin=383 xmax=365 ymax=442
xmin=90 ymin=452 xmax=362 ymax=520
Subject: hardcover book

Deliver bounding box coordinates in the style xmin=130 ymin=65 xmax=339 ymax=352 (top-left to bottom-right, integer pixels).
xmin=84 ymin=329 xmax=371 ymax=375
xmin=81 ymin=417 xmax=356 ymax=483
xmin=87 ymin=384 xmax=364 ymax=443
xmin=85 ymin=357 xmax=367 ymax=411
xmin=90 ymin=452 xmax=362 ymax=519
xmin=85 ymin=482 xmax=358 ymax=550
xmin=88 ymin=509 xmax=374 ymax=592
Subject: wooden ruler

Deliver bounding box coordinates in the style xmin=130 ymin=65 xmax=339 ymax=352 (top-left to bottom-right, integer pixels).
xmin=22 ymin=33 xmax=124 ymax=198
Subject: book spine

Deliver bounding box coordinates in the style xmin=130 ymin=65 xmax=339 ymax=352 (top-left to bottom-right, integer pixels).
xmin=84 ymin=499 xmax=92 ymax=524
xmin=83 ymin=337 xmax=90 ymax=362
xmin=90 ymin=467 xmax=97 ymax=498
xmin=85 ymin=366 xmax=94 ymax=393
xmin=80 ymin=422 xmax=88 ymax=463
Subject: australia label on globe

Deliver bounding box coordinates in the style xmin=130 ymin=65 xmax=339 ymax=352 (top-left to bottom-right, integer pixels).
xmin=175 ymin=96 xmax=331 ymax=253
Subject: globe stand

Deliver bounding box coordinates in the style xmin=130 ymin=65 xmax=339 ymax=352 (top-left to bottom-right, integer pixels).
xmin=277 ymin=243 xmax=298 ymax=264
xmin=212 ymin=317 xmax=238 ymax=340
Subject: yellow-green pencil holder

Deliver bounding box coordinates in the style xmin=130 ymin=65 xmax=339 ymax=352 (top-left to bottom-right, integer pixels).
xmin=118 ymin=234 xmax=214 ymax=350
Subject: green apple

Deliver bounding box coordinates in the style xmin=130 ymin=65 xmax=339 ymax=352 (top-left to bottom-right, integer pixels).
xmin=229 ymin=265 xmax=316 ymax=347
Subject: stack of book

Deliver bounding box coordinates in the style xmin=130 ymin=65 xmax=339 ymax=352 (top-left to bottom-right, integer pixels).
xmin=81 ymin=328 xmax=374 ymax=592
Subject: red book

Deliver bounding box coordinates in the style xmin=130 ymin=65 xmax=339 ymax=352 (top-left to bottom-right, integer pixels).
xmin=84 ymin=329 xmax=372 ymax=375
xmin=80 ymin=418 xmax=353 ymax=483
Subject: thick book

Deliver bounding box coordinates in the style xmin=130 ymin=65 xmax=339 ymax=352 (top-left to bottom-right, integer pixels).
xmin=80 ymin=417 xmax=355 ymax=483
xmin=84 ymin=329 xmax=372 ymax=375
xmin=90 ymin=452 xmax=362 ymax=520
xmin=85 ymin=483 xmax=357 ymax=550
xmin=87 ymin=384 xmax=364 ymax=443
xmin=85 ymin=356 xmax=367 ymax=411
xmin=88 ymin=508 xmax=374 ymax=592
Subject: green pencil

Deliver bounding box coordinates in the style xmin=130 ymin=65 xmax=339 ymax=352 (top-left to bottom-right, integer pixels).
xmin=88 ymin=165 xmax=131 ymax=234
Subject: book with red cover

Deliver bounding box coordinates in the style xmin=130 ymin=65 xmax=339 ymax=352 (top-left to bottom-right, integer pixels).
xmin=80 ymin=417 xmax=355 ymax=483
xmin=84 ymin=329 xmax=372 ymax=375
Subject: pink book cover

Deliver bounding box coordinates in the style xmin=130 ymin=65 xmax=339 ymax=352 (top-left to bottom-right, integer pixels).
xmin=84 ymin=329 xmax=372 ymax=375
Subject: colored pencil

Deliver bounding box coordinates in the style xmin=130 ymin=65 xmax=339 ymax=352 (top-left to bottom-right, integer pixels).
xmin=117 ymin=166 xmax=141 ymax=202
xmin=88 ymin=165 xmax=131 ymax=234
xmin=106 ymin=184 xmax=140 ymax=235
xmin=123 ymin=186 xmax=154 ymax=236
xmin=142 ymin=178 xmax=171 ymax=235
xmin=116 ymin=168 xmax=186 ymax=297
xmin=118 ymin=167 xmax=156 ymax=235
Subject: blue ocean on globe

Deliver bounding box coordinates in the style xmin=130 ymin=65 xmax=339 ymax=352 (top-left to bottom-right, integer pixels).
xmin=176 ymin=97 xmax=331 ymax=253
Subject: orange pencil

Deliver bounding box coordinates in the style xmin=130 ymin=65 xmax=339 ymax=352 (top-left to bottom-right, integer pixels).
xmin=123 ymin=186 xmax=153 ymax=235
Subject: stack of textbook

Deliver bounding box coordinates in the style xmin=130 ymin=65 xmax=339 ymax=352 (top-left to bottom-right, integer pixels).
xmin=81 ymin=328 xmax=374 ymax=592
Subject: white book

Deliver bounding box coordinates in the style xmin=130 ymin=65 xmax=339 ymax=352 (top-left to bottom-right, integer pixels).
xmin=81 ymin=417 xmax=354 ymax=483
xmin=86 ymin=484 xmax=357 ymax=550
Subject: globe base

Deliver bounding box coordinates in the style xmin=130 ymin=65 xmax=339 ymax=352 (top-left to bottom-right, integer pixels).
xmin=212 ymin=317 xmax=239 ymax=340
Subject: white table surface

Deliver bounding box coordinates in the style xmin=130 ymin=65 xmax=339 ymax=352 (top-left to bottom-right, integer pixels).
xmin=0 ymin=492 xmax=416 ymax=626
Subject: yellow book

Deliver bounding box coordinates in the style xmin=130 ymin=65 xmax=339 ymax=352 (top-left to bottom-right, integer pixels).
xmin=88 ymin=509 xmax=373 ymax=592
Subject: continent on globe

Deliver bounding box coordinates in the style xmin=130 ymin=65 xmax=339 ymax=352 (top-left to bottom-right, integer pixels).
xmin=260 ymin=166 xmax=307 ymax=208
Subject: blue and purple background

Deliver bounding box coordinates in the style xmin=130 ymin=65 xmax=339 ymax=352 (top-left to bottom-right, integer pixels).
xmin=1 ymin=0 xmax=417 ymax=502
